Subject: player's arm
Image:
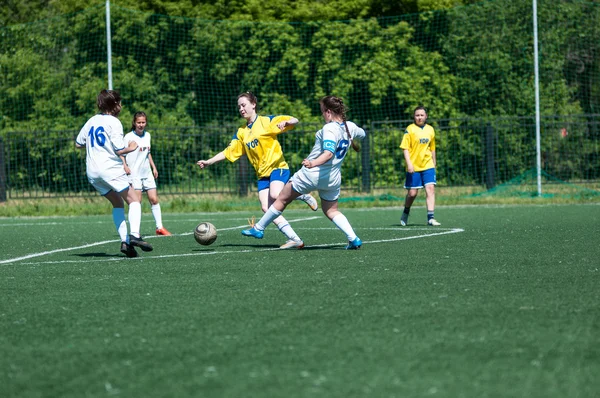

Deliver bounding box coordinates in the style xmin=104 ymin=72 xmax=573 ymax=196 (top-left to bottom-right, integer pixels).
xmin=116 ymin=140 xmax=138 ymax=156
xmin=199 ymin=131 xmax=244 ymax=168
xmin=430 ymin=133 xmax=436 ymax=167
xmin=350 ymin=124 xmax=366 ymax=152
xmin=148 ymin=153 xmax=158 ymax=178
xmin=403 ymin=149 xmax=414 ymax=173
xmin=302 ymin=150 xmax=333 ymax=168
xmin=302 ymin=138 xmax=335 ymax=168
xmin=120 ymin=154 xmax=131 ymax=175
xmin=268 ymin=115 xmax=298 ymax=133
xmin=111 ymin=126 xmax=137 ymax=156
xmin=276 ymin=117 xmax=299 ymax=132
xmin=197 ymin=151 xmax=226 ymax=169
xmin=75 ymin=128 xmax=86 ymax=149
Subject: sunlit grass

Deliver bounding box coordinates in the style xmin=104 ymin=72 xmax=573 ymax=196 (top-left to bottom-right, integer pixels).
xmin=1 ymin=182 xmax=599 ymax=217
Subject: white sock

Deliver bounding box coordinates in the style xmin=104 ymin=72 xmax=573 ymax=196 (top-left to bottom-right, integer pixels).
xmin=112 ymin=208 xmax=128 ymax=242
xmin=128 ymin=201 xmax=142 ymax=238
xmin=255 ymin=205 xmax=282 ymax=231
xmin=151 ymin=204 xmax=163 ymax=229
xmin=275 ymin=220 xmax=299 ymax=240
xmin=332 ymin=213 xmax=357 ymax=241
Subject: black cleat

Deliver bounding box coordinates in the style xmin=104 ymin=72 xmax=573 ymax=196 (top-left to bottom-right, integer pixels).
xmin=120 ymin=242 xmax=138 ymax=258
xmin=129 ymin=235 xmax=153 ymax=252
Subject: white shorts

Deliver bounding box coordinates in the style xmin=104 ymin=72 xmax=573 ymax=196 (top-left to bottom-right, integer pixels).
xmin=88 ymin=173 xmax=130 ymax=196
xmin=130 ymin=174 xmax=157 ymax=192
xmin=291 ymin=167 xmax=341 ymax=202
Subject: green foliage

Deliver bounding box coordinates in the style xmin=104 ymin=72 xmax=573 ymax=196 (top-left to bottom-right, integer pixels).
xmin=1 ymin=0 xmax=599 ymax=198
xmin=1 ymin=1 xmax=593 ymax=132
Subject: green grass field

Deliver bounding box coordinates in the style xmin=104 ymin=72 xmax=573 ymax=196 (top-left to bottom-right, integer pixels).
xmin=1 ymin=204 xmax=599 ymax=397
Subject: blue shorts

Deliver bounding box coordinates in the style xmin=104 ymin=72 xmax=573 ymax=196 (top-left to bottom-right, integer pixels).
xmin=257 ymin=168 xmax=291 ymax=191
xmin=404 ymin=168 xmax=436 ymax=189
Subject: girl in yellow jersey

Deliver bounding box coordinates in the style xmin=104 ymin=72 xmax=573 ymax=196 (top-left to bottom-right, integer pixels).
xmin=197 ymin=92 xmax=318 ymax=249
xmin=241 ymin=96 xmax=366 ymax=250
xmin=399 ymin=106 xmax=441 ymax=226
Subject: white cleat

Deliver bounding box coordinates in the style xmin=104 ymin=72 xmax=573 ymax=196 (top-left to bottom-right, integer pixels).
xmin=280 ymin=238 xmax=305 ymax=249
xmin=297 ymin=194 xmax=318 ymax=211
xmin=428 ymin=219 xmax=441 ymax=226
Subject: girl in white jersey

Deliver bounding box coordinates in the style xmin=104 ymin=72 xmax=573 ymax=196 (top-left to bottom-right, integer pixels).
xmin=121 ymin=112 xmax=171 ymax=236
xmin=242 ymin=95 xmax=366 ymax=249
xmin=75 ymin=90 xmax=153 ymax=257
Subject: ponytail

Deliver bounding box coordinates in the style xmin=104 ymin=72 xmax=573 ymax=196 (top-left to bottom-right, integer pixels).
xmin=320 ymin=96 xmax=359 ymax=152
xmin=320 ymin=96 xmax=351 ymax=139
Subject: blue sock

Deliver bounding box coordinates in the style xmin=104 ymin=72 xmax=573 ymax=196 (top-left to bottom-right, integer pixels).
xmin=427 ymin=211 xmax=434 ymax=221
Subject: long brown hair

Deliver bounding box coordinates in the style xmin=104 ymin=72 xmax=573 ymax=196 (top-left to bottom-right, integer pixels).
xmin=97 ymin=90 xmax=121 ymax=116
xmin=320 ymin=95 xmax=350 ymax=139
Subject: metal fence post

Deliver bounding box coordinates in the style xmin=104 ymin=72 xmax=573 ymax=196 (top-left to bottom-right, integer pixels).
xmin=486 ymin=123 xmax=496 ymax=190
xmin=0 ymin=137 xmax=6 ymax=202
xmin=361 ymin=129 xmax=371 ymax=192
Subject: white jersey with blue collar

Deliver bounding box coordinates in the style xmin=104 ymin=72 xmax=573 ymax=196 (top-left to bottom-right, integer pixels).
xmin=291 ymin=120 xmax=365 ymax=200
xmin=304 ymin=120 xmax=365 ymax=179
xmin=75 ymin=114 xmax=126 ymax=180
xmin=124 ymin=130 xmax=152 ymax=178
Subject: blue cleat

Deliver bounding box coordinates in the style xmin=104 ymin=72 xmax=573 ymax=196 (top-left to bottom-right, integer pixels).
xmin=241 ymin=227 xmax=264 ymax=239
xmin=345 ymin=237 xmax=362 ymax=250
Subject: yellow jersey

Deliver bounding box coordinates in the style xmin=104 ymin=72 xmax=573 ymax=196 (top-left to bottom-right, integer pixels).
xmin=223 ymin=115 xmax=295 ymax=178
xmin=400 ymin=123 xmax=436 ymax=172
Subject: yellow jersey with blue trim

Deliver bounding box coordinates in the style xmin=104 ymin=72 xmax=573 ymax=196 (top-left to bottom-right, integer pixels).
xmin=399 ymin=123 xmax=436 ymax=172
xmin=223 ymin=115 xmax=294 ymax=178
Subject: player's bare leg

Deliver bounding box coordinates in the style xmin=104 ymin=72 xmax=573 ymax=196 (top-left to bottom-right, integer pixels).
xmin=401 ymin=188 xmax=418 ymax=226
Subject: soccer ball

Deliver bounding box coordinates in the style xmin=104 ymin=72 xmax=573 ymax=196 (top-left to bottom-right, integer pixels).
xmin=194 ymin=222 xmax=217 ymax=245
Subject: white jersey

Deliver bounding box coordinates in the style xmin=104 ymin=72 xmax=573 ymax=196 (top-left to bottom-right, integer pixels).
xmin=75 ymin=114 xmax=126 ymax=180
xmin=304 ymin=120 xmax=366 ymax=184
xmin=291 ymin=120 xmax=365 ymax=201
xmin=124 ymin=131 xmax=152 ymax=178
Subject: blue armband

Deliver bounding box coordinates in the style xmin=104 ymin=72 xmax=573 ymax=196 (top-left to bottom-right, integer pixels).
xmin=323 ymin=140 xmax=336 ymax=153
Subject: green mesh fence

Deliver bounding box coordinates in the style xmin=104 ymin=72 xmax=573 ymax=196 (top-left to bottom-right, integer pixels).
xmin=1 ymin=0 xmax=599 ymax=199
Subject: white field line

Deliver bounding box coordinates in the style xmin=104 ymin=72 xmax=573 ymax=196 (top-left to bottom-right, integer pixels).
xmin=352 ymin=203 xmax=600 ymax=211
xmin=3 ymin=227 xmax=464 ymax=266
xmin=0 ymin=217 xmax=320 ymax=264
xmin=0 ymin=239 xmax=118 ymax=264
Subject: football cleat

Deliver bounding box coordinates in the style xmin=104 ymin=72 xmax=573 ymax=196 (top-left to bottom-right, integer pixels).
xmin=241 ymin=227 xmax=264 ymax=239
xmin=129 ymin=235 xmax=153 ymax=252
xmin=345 ymin=237 xmax=362 ymax=250
xmin=297 ymin=194 xmax=318 ymax=211
xmin=400 ymin=212 xmax=408 ymax=226
xmin=428 ymin=219 xmax=441 ymax=226
xmin=280 ymin=238 xmax=305 ymax=249
xmin=120 ymin=242 xmax=138 ymax=258
xmin=155 ymin=227 xmax=172 ymax=236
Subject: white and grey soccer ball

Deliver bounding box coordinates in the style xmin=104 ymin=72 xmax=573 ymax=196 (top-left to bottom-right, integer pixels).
xmin=194 ymin=222 xmax=217 ymax=246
